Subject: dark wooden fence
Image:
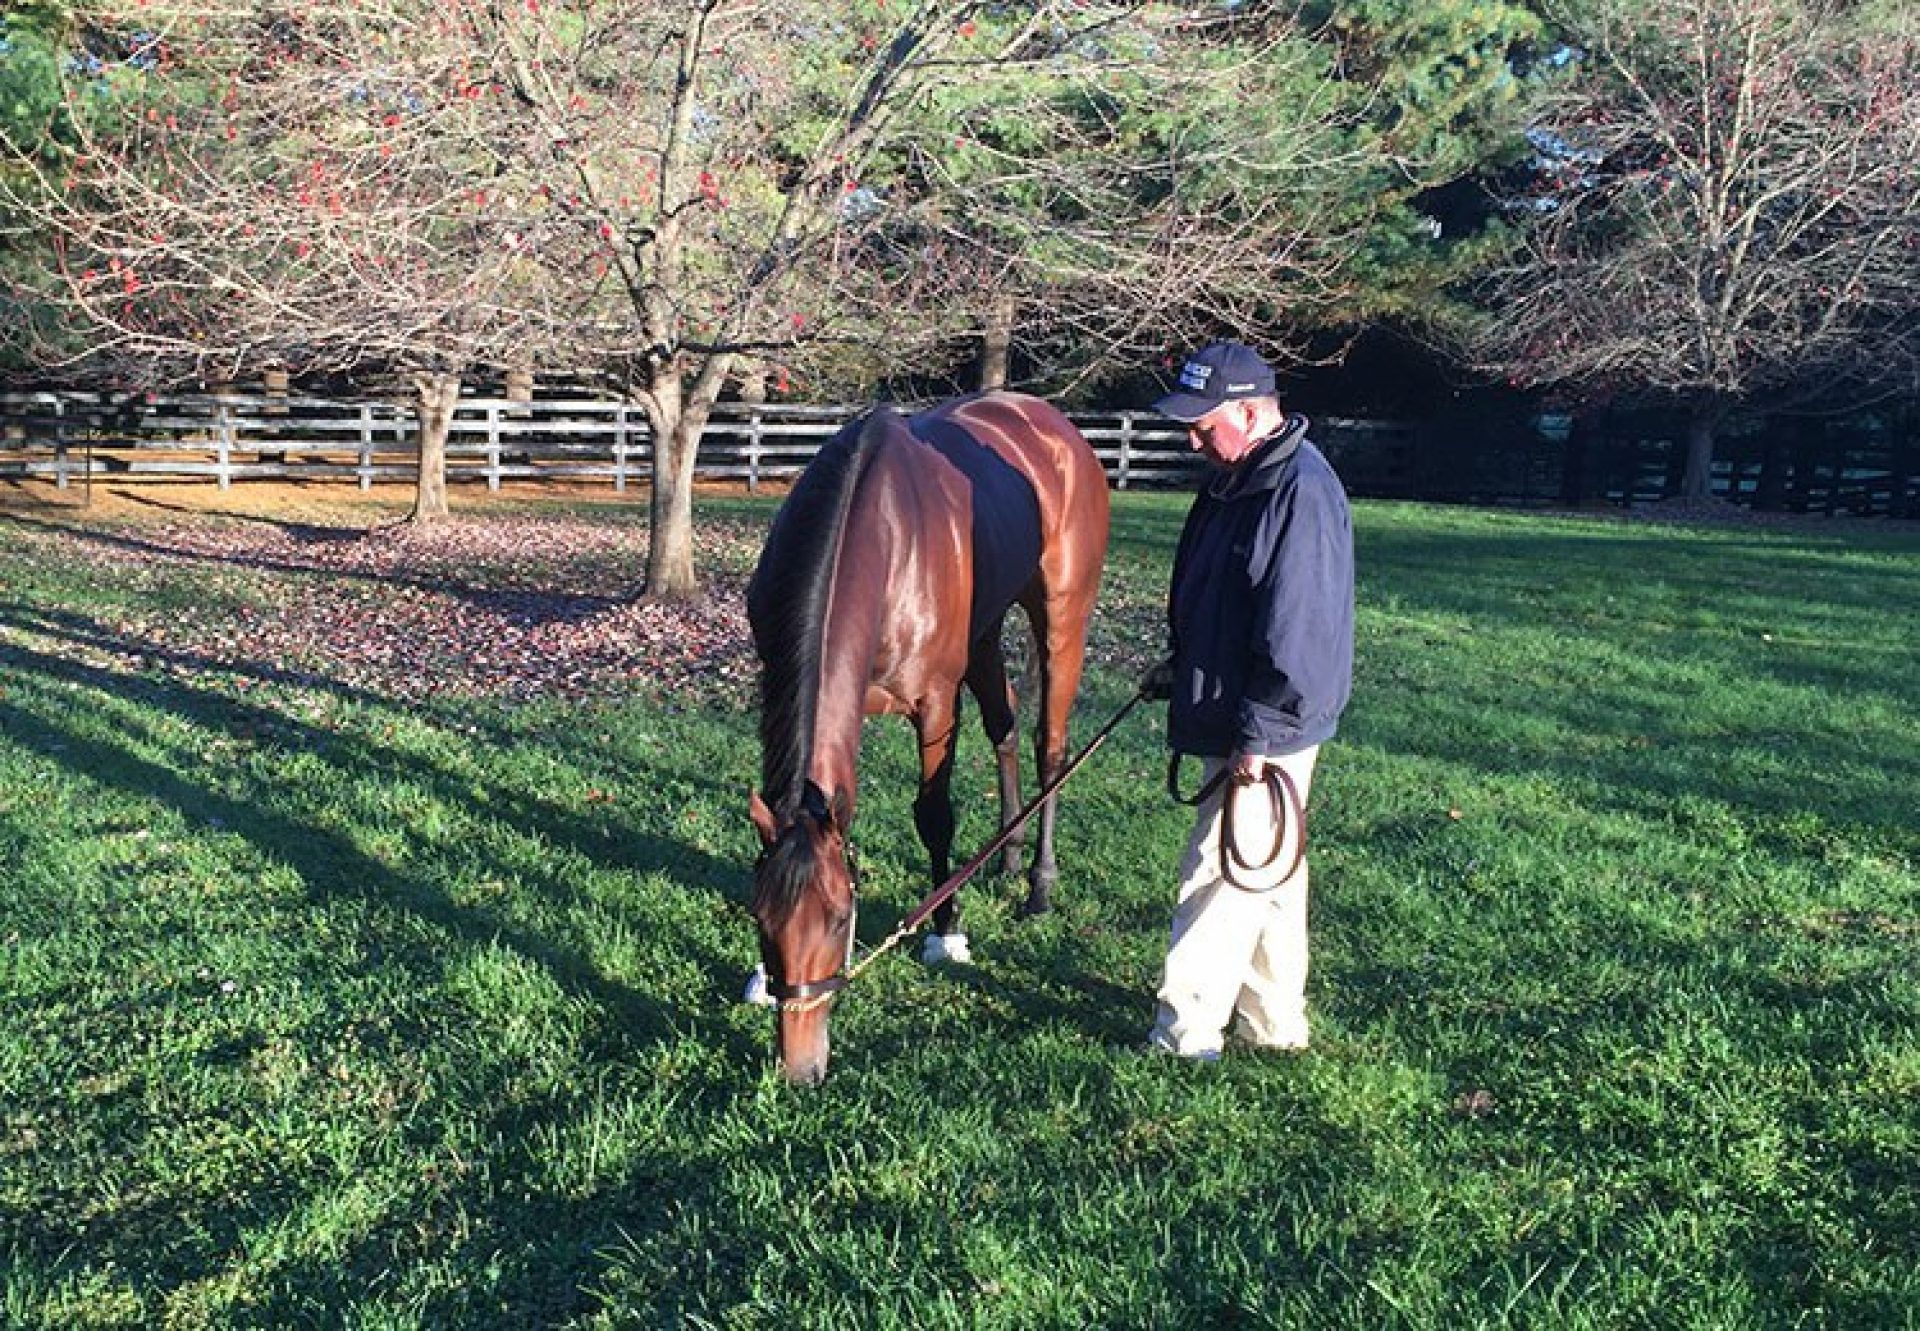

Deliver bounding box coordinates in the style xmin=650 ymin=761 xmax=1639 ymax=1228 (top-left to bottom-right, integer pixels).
xmin=3 ymin=390 xmax=1914 ymax=516
xmin=1303 ymin=404 xmax=1919 ymax=518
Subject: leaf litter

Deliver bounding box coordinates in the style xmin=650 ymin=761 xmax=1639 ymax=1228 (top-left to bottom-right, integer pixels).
xmin=3 ymin=513 xmax=764 ymax=707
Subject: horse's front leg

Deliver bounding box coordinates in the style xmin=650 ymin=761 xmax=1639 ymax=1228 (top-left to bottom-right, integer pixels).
xmin=912 ymin=694 xmax=971 ymax=964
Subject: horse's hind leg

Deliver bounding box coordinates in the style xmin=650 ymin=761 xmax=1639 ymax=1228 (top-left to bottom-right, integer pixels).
xmin=1015 ymin=589 xmax=1091 ymax=917
xmin=914 ymin=691 xmax=970 ymax=960
xmin=965 ymin=624 xmax=1025 ymax=879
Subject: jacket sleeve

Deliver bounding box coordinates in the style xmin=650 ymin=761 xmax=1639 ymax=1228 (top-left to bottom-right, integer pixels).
xmin=1238 ymin=473 xmax=1354 ymax=756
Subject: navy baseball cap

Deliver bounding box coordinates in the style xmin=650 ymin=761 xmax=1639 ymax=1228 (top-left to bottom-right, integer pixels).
xmin=1153 ymin=341 xmax=1277 ymax=421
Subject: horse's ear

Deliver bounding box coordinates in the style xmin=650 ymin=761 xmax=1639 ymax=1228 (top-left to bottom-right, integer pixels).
xmin=747 ymin=789 xmax=779 ymax=849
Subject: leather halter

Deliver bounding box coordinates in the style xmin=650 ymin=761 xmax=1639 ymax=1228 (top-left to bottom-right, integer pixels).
xmin=767 ymin=971 xmax=848 ymax=1013
xmin=764 ymin=903 xmax=855 ymax=1013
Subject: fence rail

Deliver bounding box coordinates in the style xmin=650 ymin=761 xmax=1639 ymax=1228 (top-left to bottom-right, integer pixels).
xmin=3 ymin=390 xmax=1914 ymax=517
xmin=0 ymin=391 xmax=1360 ymax=495
xmin=0 ymin=391 xmax=1235 ymax=495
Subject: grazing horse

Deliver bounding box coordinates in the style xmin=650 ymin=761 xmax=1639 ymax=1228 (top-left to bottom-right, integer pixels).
xmin=745 ymin=392 xmax=1110 ymax=1084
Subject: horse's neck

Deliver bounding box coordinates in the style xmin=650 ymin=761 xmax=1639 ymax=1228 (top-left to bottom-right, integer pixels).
xmin=804 ymin=494 xmax=895 ymax=806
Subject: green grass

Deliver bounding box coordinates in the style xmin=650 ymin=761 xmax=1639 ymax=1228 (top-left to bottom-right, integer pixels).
xmin=3 ymin=495 xmax=1917 ymax=1328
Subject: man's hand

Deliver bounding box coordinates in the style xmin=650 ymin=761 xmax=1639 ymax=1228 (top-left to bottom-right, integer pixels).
xmin=1230 ymin=751 xmax=1270 ymax=785
xmin=1139 ymin=657 xmax=1174 ymax=701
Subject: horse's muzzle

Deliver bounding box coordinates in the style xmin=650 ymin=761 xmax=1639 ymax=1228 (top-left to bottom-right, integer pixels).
xmin=775 ymin=1013 xmax=831 ymax=1086
xmin=779 ymin=1054 xmax=830 ymax=1086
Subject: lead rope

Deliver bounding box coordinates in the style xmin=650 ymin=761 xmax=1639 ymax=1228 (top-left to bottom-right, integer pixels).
xmin=829 ymin=686 xmax=1151 ymax=990
xmin=1167 ymin=755 xmax=1308 ymax=892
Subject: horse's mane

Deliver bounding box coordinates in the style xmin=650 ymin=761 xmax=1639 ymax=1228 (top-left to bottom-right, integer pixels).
xmin=748 ymin=406 xmax=895 ymax=822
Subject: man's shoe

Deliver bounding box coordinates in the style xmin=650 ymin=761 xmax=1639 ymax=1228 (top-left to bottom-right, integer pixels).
xmin=1142 ymin=1034 xmax=1222 ymax=1062
xmin=1231 ymin=1015 xmax=1310 ymax=1051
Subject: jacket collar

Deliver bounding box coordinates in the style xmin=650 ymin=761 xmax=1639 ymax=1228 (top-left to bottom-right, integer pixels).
xmin=1204 ymin=413 xmax=1309 ymax=500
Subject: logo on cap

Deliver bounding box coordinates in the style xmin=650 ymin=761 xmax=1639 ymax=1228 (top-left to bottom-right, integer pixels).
xmin=1153 ymin=340 xmax=1278 ymax=421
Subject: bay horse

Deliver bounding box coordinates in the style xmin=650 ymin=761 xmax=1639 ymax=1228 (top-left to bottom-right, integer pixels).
xmin=745 ymin=391 xmax=1110 ymax=1084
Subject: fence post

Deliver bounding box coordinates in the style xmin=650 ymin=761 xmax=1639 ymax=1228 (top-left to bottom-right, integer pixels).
xmin=393 ymin=404 xmax=408 ymax=489
xmin=614 ymin=403 xmax=628 ymax=493
xmin=216 ymin=397 xmax=238 ymax=492
xmin=748 ymin=408 xmax=763 ymax=493
xmin=1893 ymin=413 xmax=1920 ymax=520
xmin=353 ymin=405 xmax=371 ymax=489
xmin=53 ymin=397 xmax=70 ymax=491
xmin=1117 ymin=413 xmax=1134 ymax=490
xmin=1558 ymin=414 xmax=1593 ymax=508
xmin=486 ymin=401 xmax=502 ymax=492
xmin=214 ymin=399 xmax=233 ymax=490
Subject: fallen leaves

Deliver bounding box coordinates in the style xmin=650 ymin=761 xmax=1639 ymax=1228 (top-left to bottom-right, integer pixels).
xmin=9 ymin=514 xmax=765 ymax=707
xmin=1451 ymin=1088 xmax=1498 ymax=1119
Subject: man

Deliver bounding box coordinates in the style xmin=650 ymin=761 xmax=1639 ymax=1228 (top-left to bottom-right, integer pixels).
xmin=1143 ymin=341 xmax=1354 ymax=1059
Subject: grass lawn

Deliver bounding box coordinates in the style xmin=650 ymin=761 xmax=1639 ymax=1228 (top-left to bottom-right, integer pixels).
xmin=1 ymin=487 xmax=1916 ymax=1328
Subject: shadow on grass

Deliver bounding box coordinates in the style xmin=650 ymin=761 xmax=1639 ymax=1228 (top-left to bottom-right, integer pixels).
xmin=1 ymin=508 xmax=655 ymax=629
xmin=0 ymin=599 xmax=757 ymax=884
xmin=0 ymin=621 xmax=778 ymax=1319
xmin=0 ymin=638 xmax=753 ymax=1003
xmin=96 ymin=485 xmax=412 ymax=538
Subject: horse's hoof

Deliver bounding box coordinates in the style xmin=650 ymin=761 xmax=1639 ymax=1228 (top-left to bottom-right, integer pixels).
xmin=920 ymin=932 xmax=973 ymax=965
xmin=1019 ymin=868 xmax=1057 ymax=918
xmin=742 ymin=964 xmax=776 ymax=1007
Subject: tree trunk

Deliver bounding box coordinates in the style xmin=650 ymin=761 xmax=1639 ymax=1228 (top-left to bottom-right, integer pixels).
xmin=1754 ymin=418 xmax=1796 ymax=512
xmin=410 ymin=371 xmax=460 ymax=524
xmin=647 ymin=415 xmax=702 ymax=599
xmin=979 ymin=293 xmax=1015 ymax=391
xmin=1680 ymin=399 xmax=1727 ymax=501
xmin=641 ymin=352 xmax=732 ymax=600
xmin=1893 ymin=409 xmax=1920 ymax=520
xmin=1557 ymin=411 xmax=1599 ymax=508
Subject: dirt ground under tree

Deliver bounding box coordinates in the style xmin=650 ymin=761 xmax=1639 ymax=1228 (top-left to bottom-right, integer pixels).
xmin=1 ymin=475 xmax=773 ymax=705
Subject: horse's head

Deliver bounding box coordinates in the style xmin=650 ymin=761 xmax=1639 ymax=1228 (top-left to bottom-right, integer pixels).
xmin=747 ymin=781 xmax=856 ymax=1085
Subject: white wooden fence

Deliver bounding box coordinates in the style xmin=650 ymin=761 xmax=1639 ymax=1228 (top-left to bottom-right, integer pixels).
xmin=0 ymin=391 xmax=1226 ymax=494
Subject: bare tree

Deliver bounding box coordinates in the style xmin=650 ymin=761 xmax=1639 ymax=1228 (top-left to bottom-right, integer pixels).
xmin=9 ymin=1 xmax=1011 ymax=573
xmin=516 ymin=0 xmax=996 ymax=598
xmin=1482 ymin=0 xmax=1920 ymax=498
xmin=3 ymin=3 xmax=605 ymax=521
xmin=10 ymin=1 xmax=1468 ymax=584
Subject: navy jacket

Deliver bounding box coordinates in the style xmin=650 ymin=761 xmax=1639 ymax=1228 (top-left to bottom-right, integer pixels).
xmin=1166 ymin=417 xmax=1354 ymax=758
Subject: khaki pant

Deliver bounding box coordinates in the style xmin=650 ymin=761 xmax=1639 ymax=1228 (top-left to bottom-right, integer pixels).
xmin=1149 ymin=747 xmax=1319 ymax=1057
